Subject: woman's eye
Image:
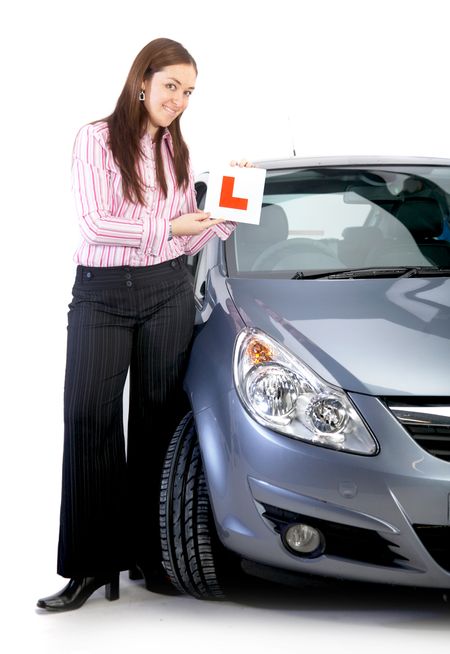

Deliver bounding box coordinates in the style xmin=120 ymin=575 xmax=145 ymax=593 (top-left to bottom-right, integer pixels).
xmin=166 ymin=83 xmax=176 ymax=90
xmin=184 ymin=90 xmax=192 ymax=97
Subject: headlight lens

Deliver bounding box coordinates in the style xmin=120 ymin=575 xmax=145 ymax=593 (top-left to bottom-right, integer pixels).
xmin=245 ymin=365 xmax=300 ymax=425
xmin=233 ymin=329 xmax=378 ymax=455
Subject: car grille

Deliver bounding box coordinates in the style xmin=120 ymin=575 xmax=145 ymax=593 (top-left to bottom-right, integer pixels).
xmin=260 ymin=503 xmax=407 ymax=567
xmin=413 ymin=525 xmax=450 ymax=573
xmin=386 ymin=399 xmax=450 ymax=463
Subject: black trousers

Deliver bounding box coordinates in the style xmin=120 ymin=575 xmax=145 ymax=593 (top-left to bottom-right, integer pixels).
xmin=57 ymin=258 xmax=195 ymax=578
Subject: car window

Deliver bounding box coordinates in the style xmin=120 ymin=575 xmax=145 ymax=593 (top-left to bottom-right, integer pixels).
xmin=184 ymin=181 xmax=208 ymax=282
xmin=193 ymin=247 xmax=209 ymax=307
xmin=225 ymin=166 xmax=450 ymax=275
xmin=263 ymin=192 xmax=371 ymax=239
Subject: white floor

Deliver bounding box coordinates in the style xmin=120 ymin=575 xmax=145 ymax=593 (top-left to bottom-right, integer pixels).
xmin=4 ymin=564 xmax=449 ymax=654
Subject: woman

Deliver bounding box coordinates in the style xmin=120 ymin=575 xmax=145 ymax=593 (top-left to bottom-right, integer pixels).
xmin=37 ymin=37 xmax=253 ymax=612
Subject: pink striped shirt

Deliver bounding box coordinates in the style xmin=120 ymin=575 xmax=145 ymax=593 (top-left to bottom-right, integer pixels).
xmin=72 ymin=121 xmax=235 ymax=267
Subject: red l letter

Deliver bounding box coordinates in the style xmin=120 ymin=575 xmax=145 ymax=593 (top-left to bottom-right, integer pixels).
xmin=219 ymin=176 xmax=249 ymax=211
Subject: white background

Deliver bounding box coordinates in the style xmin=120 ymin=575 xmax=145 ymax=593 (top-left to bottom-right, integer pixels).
xmin=1 ymin=0 xmax=450 ymax=652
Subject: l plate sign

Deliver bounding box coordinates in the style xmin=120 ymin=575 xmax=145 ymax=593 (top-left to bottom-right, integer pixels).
xmin=204 ymin=165 xmax=267 ymax=225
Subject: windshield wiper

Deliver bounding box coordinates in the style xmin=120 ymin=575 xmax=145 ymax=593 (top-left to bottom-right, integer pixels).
xmin=398 ymin=266 xmax=450 ymax=278
xmin=292 ymin=266 xmax=450 ymax=280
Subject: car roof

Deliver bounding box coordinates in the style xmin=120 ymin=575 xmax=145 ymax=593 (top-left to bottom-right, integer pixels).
xmin=256 ymin=155 xmax=450 ymax=169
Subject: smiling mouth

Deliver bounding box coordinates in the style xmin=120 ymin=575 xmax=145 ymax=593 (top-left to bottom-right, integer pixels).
xmin=163 ymin=105 xmax=178 ymax=116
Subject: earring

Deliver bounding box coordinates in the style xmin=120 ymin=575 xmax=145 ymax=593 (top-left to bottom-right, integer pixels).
xmin=139 ymin=90 xmax=145 ymax=101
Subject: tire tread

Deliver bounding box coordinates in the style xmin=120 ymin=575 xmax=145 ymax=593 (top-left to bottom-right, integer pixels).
xmin=160 ymin=412 xmax=226 ymax=599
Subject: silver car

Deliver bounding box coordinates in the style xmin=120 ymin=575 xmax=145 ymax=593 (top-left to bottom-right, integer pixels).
xmin=159 ymin=157 xmax=450 ymax=599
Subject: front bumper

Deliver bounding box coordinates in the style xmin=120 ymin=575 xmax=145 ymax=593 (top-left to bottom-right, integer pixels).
xmin=195 ymin=390 xmax=450 ymax=589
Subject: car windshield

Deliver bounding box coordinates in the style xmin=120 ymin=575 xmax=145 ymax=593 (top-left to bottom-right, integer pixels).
xmin=225 ymin=165 xmax=450 ymax=277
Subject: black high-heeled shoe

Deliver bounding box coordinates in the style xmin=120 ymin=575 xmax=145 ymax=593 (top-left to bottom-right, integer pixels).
xmin=37 ymin=574 xmax=120 ymax=612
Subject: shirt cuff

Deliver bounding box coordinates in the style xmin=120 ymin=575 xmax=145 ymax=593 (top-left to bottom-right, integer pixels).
xmin=142 ymin=219 xmax=170 ymax=257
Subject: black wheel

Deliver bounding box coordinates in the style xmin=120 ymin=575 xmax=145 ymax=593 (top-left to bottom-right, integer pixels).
xmin=160 ymin=412 xmax=240 ymax=599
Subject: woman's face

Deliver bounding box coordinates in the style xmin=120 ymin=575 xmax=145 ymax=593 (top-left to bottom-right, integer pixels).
xmin=141 ymin=63 xmax=197 ymax=137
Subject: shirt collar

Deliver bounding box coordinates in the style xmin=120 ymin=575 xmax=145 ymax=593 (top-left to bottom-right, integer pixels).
xmin=141 ymin=127 xmax=171 ymax=142
xmin=141 ymin=128 xmax=173 ymax=154
xmin=162 ymin=129 xmax=174 ymax=155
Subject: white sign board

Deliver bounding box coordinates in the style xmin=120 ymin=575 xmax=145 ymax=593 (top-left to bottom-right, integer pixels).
xmin=204 ymin=165 xmax=267 ymax=225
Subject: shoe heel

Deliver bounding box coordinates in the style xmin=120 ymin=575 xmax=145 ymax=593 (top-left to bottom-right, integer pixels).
xmin=105 ymin=574 xmax=120 ymax=601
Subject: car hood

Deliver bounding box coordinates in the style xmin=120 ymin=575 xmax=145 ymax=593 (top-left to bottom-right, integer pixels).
xmin=225 ymin=276 xmax=450 ymax=396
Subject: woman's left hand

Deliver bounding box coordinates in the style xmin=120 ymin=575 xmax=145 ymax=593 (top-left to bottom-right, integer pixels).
xmin=230 ymin=159 xmax=255 ymax=168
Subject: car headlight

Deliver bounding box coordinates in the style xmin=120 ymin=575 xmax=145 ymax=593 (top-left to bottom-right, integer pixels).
xmin=233 ymin=328 xmax=378 ymax=455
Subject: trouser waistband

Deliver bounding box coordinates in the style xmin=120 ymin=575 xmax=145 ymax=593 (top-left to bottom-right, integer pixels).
xmin=74 ymin=257 xmax=185 ymax=288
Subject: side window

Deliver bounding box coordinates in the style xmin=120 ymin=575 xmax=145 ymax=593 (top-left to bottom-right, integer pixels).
xmin=196 ymin=181 xmax=207 ymax=210
xmin=185 ymin=181 xmax=208 ymax=279
xmin=193 ymin=248 xmax=209 ymax=307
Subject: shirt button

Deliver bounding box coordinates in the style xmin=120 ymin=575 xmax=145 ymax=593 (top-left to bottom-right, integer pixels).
xmin=86 ymin=271 xmax=92 ymax=279
xmin=124 ymin=272 xmax=132 ymax=280
xmin=126 ymin=280 xmax=133 ymax=288
xmin=170 ymin=260 xmax=177 ymax=268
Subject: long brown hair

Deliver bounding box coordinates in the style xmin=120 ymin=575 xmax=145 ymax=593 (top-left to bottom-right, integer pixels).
xmin=102 ymin=38 xmax=197 ymax=205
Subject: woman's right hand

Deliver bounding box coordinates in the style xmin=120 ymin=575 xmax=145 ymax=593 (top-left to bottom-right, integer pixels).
xmin=171 ymin=210 xmax=225 ymax=237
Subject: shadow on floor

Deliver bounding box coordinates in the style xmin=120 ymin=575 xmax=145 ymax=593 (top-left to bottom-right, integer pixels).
xmin=220 ymin=566 xmax=450 ymax=619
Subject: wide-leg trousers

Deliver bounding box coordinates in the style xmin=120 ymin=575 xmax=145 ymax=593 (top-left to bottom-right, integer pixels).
xmin=57 ymin=257 xmax=195 ymax=578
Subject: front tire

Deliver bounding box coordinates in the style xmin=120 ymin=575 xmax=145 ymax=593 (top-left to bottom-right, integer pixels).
xmin=160 ymin=412 xmax=232 ymax=599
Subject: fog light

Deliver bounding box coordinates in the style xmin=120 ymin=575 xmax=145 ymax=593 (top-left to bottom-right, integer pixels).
xmin=283 ymin=523 xmax=324 ymax=557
